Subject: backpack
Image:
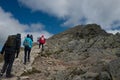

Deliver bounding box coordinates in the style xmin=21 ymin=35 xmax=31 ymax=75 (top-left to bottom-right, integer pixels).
xmin=5 ymin=35 xmax=17 ymax=47
xmin=39 ymin=37 xmax=46 ymax=44
xmin=23 ymin=38 xmax=29 ymax=47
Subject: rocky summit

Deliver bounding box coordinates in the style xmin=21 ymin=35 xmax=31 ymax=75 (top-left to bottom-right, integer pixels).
xmin=1 ymin=24 xmax=120 ymax=80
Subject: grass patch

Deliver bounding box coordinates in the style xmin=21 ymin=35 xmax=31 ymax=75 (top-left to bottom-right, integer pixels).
xmin=54 ymin=49 xmax=64 ymax=54
xmin=40 ymin=51 xmax=53 ymax=57
xmin=45 ymin=51 xmax=53 ymax=56
xmin=40 ymin=49 xmax=63 ymax=57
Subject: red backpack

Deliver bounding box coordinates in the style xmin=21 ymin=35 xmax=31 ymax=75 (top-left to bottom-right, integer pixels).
xmin=39 ymin=37 xmax=46 ymax=44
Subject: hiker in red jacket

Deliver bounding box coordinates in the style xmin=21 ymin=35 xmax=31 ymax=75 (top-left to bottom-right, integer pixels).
xmin=38 ymin=35 xmax=46 ymax=51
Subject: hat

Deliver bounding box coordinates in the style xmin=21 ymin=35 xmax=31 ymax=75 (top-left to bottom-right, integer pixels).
xmin=27 ymin=34 xmax=30 ymax=38
xmin=41 ymin=35 xmax=44 ymax=37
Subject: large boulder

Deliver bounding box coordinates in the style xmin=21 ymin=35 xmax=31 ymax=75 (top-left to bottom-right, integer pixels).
xmin=108 ymin=58 xmax=120 ymax=80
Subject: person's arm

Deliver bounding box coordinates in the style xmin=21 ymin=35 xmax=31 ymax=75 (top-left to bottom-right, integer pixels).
xmin=43 ymin=38 xmax=46 ymax=44
xmin=16 ymin=38 xmax=21 ymax=55
xmin=23 ymin=38 xmax=26 ymax=46
xmin=1 ymin=42 xmax=6 ymax=55
xmin=30 ymin=39 xmax=33 ymax=48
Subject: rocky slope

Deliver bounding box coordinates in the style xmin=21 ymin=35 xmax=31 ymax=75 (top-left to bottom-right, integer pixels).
xmin=1 ymin=24 xmax=120 ymax=80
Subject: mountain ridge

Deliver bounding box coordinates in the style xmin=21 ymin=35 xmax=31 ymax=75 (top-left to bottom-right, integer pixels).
xmin=31 ymin=24 xmax=120 ymax=80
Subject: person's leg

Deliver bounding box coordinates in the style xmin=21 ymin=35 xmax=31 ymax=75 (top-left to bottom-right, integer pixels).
xmin=24 ymin=47 xmax=27 ymax=64
xmin=28 ymin=48 xmax=31 ymax=62
xmin=1 ymin=62 xmax=8 ymax=74
xmin=41 ymin=44 xmax=44 ymax=51
xmin=15 ymin=50 xmax=19 ymax=58
xmin=0 ymin=53 xmax=9 ymax=76
xmin=39 ymin=43 xmax=41 ymax=48
xmin=6 ymin=53 xmax=15 ymax=77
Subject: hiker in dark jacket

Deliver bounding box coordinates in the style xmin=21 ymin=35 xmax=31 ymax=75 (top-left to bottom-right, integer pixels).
xmin=0 ymin=33 xmax=21 ymax=78
xmin=30 ymin=35 xmax=33 ymax=41
xmin=23 ymin=34 xmax=33 ymax=64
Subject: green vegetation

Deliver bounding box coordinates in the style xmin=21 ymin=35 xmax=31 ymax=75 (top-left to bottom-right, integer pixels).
xmin=54 ymin=49 xmax=64 ymax=54
xmin=45 ymin=51 xmax=53 ymax=56
xmin=40 ymin=51 xmax=53 ymax=57
xmin=40 ymin=49 xmax=64 ymax=57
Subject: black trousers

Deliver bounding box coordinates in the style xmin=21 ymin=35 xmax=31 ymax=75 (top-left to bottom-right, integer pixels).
xmin=24 ymin=46 xmax=31 ymax=64
xmin=1 ymin=51 xmax=15 ymax=75
xmin=15 ymin=49 xmax=20 ymax=58
xmin=39 ymin=43 xmax=44 ymax=51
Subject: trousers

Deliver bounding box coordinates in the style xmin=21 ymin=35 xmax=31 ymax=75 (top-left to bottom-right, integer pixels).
xmin=24 ymin=46 xmax=31 ymax=64
xmin=1 ymin=50 xmax=15 ymax=75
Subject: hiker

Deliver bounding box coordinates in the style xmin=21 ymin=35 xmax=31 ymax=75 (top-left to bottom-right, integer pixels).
xmin=15 ymin=33 xmax=21 ymax=58
xmin=30 ymin=34 xmax=33 ymax=41
xmin=23 ymin=34 xmax=33 ymax=64
xmin=0 ymin=34 xmax=21 ymax=78
xmin=38 ymin=35 xmax=46 ymax=51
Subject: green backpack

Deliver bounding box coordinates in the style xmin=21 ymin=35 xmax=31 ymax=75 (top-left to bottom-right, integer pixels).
xmin=5 ymin=35 xmax=17 ymax=47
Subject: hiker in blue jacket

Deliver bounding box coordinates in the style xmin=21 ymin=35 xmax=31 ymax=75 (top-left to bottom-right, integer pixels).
xmin=23 ymin=34 xmax=33 ymax=64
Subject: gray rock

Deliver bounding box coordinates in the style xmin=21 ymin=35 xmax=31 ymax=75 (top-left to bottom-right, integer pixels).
xmin=108 ymin=58 xmax=120 ymax=80
xmin=98 ymin=71 xmax=112 ymax=80
xmin=81 ymin=72 xmax=99 ymax=80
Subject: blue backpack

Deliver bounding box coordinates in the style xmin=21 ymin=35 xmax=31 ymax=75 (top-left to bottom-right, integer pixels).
xmin=23 ymin=39 xmax=29 ymax=47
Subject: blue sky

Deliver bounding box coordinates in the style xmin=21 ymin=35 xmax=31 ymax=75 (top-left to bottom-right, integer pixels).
xmin=0 ymin=0 xmax=120 ymax=48
xmin=0 ymin=0 xmax=67 ymax=34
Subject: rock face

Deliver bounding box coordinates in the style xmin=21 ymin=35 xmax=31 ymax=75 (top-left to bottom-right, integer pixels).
xmin=0 ymin=24 xmax=120 ymax=80
xmin=31 ymin=24 xmax=120 ymax=80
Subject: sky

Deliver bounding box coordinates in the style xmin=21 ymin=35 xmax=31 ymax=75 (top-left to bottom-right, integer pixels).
xmin=0 ymin=0 xmax=120 ymax=48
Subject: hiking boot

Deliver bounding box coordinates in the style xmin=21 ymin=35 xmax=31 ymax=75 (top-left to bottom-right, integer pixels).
xmin=42 ymin=49 xmax=44 ymax=52
xmin=6 ymin=74 xmax=14 ymax=78
xmin=28 ymin=60 xmax=30 ymax=62
xmin=0 ymin=73 xmax=3 ymax=77
xmin=23 ymin=62 xmax=26 ymax=65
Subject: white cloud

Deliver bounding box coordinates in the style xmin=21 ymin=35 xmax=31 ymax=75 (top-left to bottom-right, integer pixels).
xmin=28 ymin=23 xmax=45 ymax=32
xmin=106 ymin=30 xmax=120 ymax=34
xmin=19 ymin=0 xmax=120 ymax=31
xmin=0 ymin=7 xmax=52 ymax=47
xmin=19 ymin=0 xmax=69 ymax=18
